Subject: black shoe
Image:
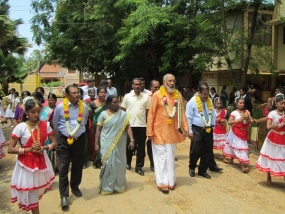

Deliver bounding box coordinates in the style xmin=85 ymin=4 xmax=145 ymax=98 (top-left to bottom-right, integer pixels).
xmin=61 ymin=197 xmax=68 ymax=207
xmin=126 ymin=164 xmax=131 ymax=170
xmin=71 ymin=189 xmax=82 ymax=197
xmin=135 ymin=169 xmax=144 ymax=176
xmin=189 ymin=168 xmax=195 ymax=177
xmin=209 ymin=166 xmax=223 ymax=172
xmin=198 ymin=172 xmax=211 ymax=179
xmin=150 ymin=166 xmax=155 ymax=172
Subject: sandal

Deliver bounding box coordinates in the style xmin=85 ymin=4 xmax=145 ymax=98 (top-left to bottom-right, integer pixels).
xmin=158 ymin=187 xmax=169 ymax=194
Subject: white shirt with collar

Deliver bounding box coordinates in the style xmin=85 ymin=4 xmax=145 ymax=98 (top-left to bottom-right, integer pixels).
xmin=107 ymin=87 xmax=117 ymax=96
xmin=81 ymin=85 xmax=97 ymax=100
xmin=121 ymin=91 xmax=150 ymax=127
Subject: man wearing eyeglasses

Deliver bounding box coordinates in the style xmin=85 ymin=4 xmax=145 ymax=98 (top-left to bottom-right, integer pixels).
xmin=53 ymin=84 xmax=89 ymax=207
xmin=186 ymin=81 xmax=222 ymax=179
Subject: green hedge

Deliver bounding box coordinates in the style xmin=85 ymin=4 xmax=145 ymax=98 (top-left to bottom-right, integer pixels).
xmin=41 ymin=81 xmax=61 ymax=87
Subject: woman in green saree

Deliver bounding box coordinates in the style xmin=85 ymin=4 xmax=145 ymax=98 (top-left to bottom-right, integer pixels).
xmin=95 ymin=95 xmax=134 ymax=195
xmin=91 ymin=87 xmax=108 ymax=168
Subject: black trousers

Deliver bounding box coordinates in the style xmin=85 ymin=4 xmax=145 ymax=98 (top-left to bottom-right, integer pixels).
xmin=57 ymin=132 xmax=85 ymax=198
xmin=189 ymin=125 xmax=216 ymax=173
xmin=146 ymin=139 xmax=154 ymax=167
xmin=126 ymin=127 xmax=146 ymax=170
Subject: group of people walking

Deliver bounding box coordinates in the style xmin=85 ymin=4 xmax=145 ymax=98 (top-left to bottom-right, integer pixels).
xmin=2 ymin=75 xmax=285 ymax=214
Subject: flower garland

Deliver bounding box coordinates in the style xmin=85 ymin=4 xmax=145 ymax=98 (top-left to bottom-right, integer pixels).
xmin=63 ymin=98 xmax=84 ymax=145
xmin=195 ymin=95 xmax=213 ymax=133
xmin=160 ymin=86 xmax=179 ymax=124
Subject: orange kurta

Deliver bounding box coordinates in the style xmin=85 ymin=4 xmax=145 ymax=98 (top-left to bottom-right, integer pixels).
xmin=147 ymin=90 xmax=188 ymax=144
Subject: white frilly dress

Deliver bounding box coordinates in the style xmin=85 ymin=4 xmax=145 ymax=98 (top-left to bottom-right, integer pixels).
xmin=10 ymin=121 xmax=55 ymax=212
xmin=256 ymin=110 xmax=285 ymax=176
xmin=213 ymin=109 xmax=227 ymax=150
xmin=223 ymin=110 xmax=250 ymax=164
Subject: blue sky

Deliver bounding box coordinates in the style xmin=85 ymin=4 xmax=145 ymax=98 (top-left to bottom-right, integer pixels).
xmin=8 ymin=0 xmax=41 ymax=56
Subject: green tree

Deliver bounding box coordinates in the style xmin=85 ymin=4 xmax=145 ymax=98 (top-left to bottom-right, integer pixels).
xmin=23 ymin=49 xmax=45 ymax=73
xmin=31 ymin=0 xmax=215 ymax=82
xmin=0 ymin=50 xmax=29 ymax=93
xmin=0 ymin=0 xmax=30 ymax=93
xmin=199 ymin=0 xmax=275 ymax=88
xmin=0 ymin=0 xmax=30 ymax=56
xmin=31 ymin=0 xmax=276 ymax=87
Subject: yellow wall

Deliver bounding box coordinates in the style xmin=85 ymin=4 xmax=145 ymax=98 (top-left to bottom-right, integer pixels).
xmin=277 ymin=25 xmax=285 ymax=70
xmin=9 ymin=74 xmax=37 ymax=94
xmin=276 ymin=0 xmax=285 ymax=19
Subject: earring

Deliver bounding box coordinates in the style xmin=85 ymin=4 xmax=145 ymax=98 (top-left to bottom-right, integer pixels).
xmin=26 ymin=116 xmax=28 ymax=118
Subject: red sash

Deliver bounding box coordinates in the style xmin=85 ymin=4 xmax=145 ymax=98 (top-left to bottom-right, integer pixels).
xmin=267 ymin=117 xmax=285 ymax=145
xmin=232 ymin=121 xmax=249 ymax=141
xmin=18 ymin=121 xmax=48 ymax=171
xmin=216 ymin=109 xmax=226 ymax=125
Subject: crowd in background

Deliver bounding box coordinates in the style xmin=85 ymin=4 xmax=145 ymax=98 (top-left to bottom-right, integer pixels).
xmin=1 ymin=76 xmax=285 ymax=214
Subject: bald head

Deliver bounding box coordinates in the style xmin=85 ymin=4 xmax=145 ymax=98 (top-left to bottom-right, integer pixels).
xmin=163 ymin=74 xmax=176 ymax=93
xmin=150 ymin=80 xmax=160 ymax=93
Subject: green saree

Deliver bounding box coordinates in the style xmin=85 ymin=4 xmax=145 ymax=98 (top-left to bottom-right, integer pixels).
xmin=97 ymin=110 xmax=130 ymax=195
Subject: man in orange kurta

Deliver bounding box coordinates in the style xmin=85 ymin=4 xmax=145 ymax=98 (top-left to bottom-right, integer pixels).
xmin=147 ymin=74 xmax=188 ymax=193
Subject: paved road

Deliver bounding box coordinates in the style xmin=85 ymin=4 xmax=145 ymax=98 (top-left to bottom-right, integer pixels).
xmin=0 ymin=127 xmax=285 ymax=214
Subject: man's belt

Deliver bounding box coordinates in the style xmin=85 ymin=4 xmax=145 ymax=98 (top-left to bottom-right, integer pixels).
xmin=192 ymin=124 xmax=212 ymax=129
xmin=58 ymin=132 xmax=82 ymax=141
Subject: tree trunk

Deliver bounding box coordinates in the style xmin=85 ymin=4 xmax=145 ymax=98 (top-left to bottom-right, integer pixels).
xmin=2 ymin=82 xmax=9 ymax=95
xmin=241 ymin=0 xmax=261 ymax=88
xmin=221 ymin=0 xmax=239 ymax=89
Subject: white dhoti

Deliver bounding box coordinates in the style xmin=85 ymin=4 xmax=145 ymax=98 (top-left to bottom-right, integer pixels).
xmin=152 ymin=143 xmax=176 ymax=189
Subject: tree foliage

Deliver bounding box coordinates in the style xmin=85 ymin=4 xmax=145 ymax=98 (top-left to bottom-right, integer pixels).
xmin=0 ymin=0 xmax=30 ymax=93
xmin=31 ymin=0 xmax=276 ymax=87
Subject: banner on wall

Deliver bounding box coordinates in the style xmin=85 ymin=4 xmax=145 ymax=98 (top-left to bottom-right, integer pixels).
xmin=202 ymin=73 xmax=218 ymax=86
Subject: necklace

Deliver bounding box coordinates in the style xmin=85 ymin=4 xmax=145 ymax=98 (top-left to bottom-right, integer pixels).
xmin=26 ymin=121 xmax=41 ymax=151
xmin=26 ymin=120 xmax=39 ymax=127
xmin=63 ymin=98 xmax=84 ymax=145
xmin=159 ymin=86 xmax=179 ymax=124
xmin=195 ymin=95 xmax=213 ymax=133
xmin=276 ymin=110 xmax=284 ymax=116
xmin=238 ymin=110 xmax=244 ymax=116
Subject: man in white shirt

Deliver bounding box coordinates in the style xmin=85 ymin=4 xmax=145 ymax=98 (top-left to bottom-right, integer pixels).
xmin=107 ymin=78 xmax=117 ymax=96
xmin=121 ymin=78 xmax=150 ymax=176
xmin=81 ymin=79 xmax=97 ymax=100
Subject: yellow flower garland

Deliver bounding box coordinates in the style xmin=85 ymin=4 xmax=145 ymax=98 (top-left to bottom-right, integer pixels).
xmin=195 ymin=95 xmax=213 ymax=133
xmin=63 ymin=98 xmax=84 ymax=145
xmin=160 ymin=86 xmax=179 ymax=124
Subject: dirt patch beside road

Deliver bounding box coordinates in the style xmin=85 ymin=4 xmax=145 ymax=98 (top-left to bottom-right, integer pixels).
xmin=0 ymin=127 xmax=285 ymax=214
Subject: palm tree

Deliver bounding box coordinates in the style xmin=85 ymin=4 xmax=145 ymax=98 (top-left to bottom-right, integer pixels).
xmin=0 ymin=50 xmax=29 ymax=94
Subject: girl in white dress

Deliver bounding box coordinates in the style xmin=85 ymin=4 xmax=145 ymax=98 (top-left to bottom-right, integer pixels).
xmin=256 ymin=93 xmax=285 ymax=185
xmin=223 ymin=97 xmax=254 ymax=173
xmin=8 ymin=99 xmax=57 ymax=214
xmin=213 ymin=98 xmax=228 ymax=162
xmin=5 ymin=91 xmax=20 ymax=127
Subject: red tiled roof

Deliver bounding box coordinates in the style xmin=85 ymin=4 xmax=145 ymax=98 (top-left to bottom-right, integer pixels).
xmin=40 ymin=63 xmax=61 ymax=73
